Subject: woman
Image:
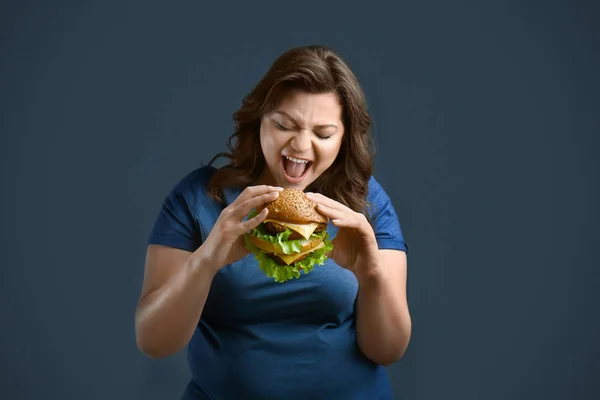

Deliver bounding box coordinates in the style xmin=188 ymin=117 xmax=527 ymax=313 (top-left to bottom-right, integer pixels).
xmin=135 ymin=45 xmax=412 ymax=400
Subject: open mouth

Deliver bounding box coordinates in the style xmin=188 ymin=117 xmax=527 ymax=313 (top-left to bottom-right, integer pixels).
xmin=281 ymin=155 xmax=312 ymax=183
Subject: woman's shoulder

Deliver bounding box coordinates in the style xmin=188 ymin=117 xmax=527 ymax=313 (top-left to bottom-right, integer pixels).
xmin=167 ymin=164 xmax=219 ymax=198
xmin=170 ymin=164 xmax=244 ymax=209
xmin=175 ymin=164 xmax=218 ymax=188
xmin=161 ymin=164 xmax=222 ymax=213
xmin=367 ymin=175 xmax=391 ymax=203
xmin=366 ymin=175 xmax=400 ymax=218
xmin=366 ymin=175 xmax=409 ymax=251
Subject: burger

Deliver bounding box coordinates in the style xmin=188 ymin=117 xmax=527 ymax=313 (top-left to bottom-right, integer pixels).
xmin=244 ymin=188 xmax=334 ymax=283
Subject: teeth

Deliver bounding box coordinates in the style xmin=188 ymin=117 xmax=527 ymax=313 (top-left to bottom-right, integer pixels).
xmin=284 ymin=156 xmax=309 ymax=164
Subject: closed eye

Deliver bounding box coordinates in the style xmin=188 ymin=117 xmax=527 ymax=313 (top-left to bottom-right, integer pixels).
xmin=275 ymin=119 xmax=332 ymax=139
xmin=276 ymin=122 xmax=291 ymax=131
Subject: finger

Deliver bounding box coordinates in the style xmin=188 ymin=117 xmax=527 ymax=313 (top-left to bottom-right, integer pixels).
xmin=331 ymin=215 xmax=374 ymax=240
xmin=234 ymin=185 xmax=284 ymax=204
xmin=330 ymin=218 xmax=359 ymax=228
xmin=234 ymin=191 xmax=280 ymax=219
xmin=245 ymin=185 xmax=285 ymax=196
xmin=314 ymin=203 xmax=347 ymax=220
xmin=253 ymin=185 xmax=285 ymax=192
xmin=239 ymin=207 xmax=269 ymax=232
xmin=305 ymin=192 xmax=347 ymax=211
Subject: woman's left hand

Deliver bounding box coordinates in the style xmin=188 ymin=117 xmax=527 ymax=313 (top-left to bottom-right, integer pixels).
xmin=304 ymin=192 xmax=380 ymax=278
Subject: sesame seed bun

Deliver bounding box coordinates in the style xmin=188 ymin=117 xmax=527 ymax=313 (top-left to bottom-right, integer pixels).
xmin=258 ymin=188 xmax=328 ymax=224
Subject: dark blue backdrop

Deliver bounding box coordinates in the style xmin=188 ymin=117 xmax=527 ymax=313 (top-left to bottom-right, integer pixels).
xmin=1 ymin=0 xmax=598 ymax=399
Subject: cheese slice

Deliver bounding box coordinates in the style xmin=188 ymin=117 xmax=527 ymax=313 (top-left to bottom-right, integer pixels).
xmin=275 ymin=241 xmax=326 ymax=265
xmin=264 ymin=220 xmax=320 ymax=240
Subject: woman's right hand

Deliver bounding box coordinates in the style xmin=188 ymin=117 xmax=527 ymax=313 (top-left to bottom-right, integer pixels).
xmin=200 ymin=185 xmax=283 ymax=272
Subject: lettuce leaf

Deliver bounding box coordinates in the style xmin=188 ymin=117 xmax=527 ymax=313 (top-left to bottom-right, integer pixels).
xmin=250 ymin=226 xmax=328 ymax=255
xmin=247 ymin=208 xmax=328 ymax=255
xmin=244 ymin=233 xmax=334 ymax=283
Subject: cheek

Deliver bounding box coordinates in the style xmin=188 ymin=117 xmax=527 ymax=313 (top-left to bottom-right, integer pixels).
xmin=260 ymin=128 xmax=281 ymax=162
xmin=328 ymin=137 xmax=344 ymax=159
xmin=316 ymin=141 xmax=343 ymax=167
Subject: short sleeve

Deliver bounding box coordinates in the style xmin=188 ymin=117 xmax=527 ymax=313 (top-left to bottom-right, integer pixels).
xmin=147 ymin=169 xmax=205 ymax=252
xmin=367 ymin=176 xmax=409 ymax=253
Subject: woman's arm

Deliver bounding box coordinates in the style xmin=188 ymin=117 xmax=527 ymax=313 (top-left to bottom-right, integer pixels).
xmin=355 ymin=249 xmax=412 ymax=366
xmin=135 ymin=185 xmax=281 ymax=359
xmin=134 ymin=244 xmax=217 ymax=359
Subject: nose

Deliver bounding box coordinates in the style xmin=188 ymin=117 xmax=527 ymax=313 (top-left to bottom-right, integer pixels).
xmin=289 ymin=131 xmax=312 ymax=153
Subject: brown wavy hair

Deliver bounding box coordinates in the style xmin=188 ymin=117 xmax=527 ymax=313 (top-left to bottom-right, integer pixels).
xmin=206 ymin=45 xmax=375 ymax=219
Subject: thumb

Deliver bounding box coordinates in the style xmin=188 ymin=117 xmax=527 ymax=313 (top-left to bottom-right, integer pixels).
xmin=240 ymin=208 xmax=268 ymax=233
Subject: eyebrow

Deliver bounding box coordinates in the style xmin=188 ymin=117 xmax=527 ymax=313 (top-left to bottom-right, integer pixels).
xmin=272 ymin=110 xmax=339 ymax=130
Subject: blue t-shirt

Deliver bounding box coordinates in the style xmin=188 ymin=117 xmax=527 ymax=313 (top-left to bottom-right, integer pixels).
xmin=148 ymin=165 xmax=408 ymax=400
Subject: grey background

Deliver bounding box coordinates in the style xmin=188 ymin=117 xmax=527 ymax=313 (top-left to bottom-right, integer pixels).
xmin=1 ymin=0 xmax=599 ymax=399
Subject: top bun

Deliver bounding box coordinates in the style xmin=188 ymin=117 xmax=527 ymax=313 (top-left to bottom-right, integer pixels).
xmin=259 ymin=188 xmax=328 ymax=224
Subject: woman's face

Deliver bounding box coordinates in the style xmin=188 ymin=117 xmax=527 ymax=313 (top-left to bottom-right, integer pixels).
xmin=259 ymin=90 xmax=345 ymax=191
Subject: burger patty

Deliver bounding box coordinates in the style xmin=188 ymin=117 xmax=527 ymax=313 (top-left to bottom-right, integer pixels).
xmin=269 ymin=252 xmax=310 ymax=266
xmin=265 ymin=221 xmax=327 ymax=239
